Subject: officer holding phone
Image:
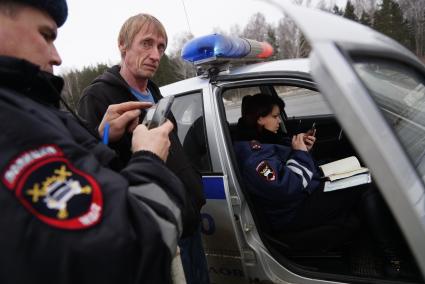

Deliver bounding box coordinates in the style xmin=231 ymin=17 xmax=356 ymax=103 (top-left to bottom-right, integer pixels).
xmin=304 ymin=122 xmax=316 ymax=151
xmin=146 ymin=96 xmax=175 ymax=129
xmin=0 ymin=1 xmax=193 ymax=283
xmin=234 ymin=93 xmax=407 ymax=278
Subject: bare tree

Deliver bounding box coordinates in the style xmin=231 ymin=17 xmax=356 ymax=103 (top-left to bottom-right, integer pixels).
xmin=229 ymin=24 xmax=242 ymax=37
xmin=398 ymin=0 xmax=425 ymax=60
xmin=353 ymin=0 xmax=378 ymax=17
xmin=61 ymin=64 xmax=108 ymax=112
xmin=277 ymin=17 xmax=310 ymax=59
xmin=241 ymin=12 xmax=270 ymax=42
xmin=275 ymin=0 xmax=314 ymax=59
xmin=291 ymin=0 xmax=313 ymax=7
xmin=61 ymin=71 xmax=81 ymax=111
xmin=168 ymin=32 xmax=197 ymax=79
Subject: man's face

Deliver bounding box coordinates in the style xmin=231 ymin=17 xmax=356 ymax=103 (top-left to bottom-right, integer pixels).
xmin=120 ymin=25 xmax=166 ymax=80
xmin=0 ymin=5 xmax=61 ymax=73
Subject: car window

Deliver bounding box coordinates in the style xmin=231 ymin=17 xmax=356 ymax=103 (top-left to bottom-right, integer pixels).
xmin=275 ymin=86 xmax=331 ymax=118
xmin=222 ymin=85 xmax=330 ymax=124
xmin=353 ymin=59 xmax=425 ymax=178
xmin=170 ymin=92 xmax=212 ymax=172
xmin=223 ymin=86 xmax=261 ymax=124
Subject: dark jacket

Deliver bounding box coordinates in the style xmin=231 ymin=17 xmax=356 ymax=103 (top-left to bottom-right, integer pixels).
xmin=77 ymin=65 xmax=205 ymax=236
xmin=0 ymin=56 xmax=189 ymax=284
xmin=233 ymin=118 xmax=321 ymax=231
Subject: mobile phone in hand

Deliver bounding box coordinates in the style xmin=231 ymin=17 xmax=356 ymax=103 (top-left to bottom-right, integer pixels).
xmin=145 ymin=96 xmax=175 ymax=129
xmin=306 ymin=122 xmax=316 ymax=136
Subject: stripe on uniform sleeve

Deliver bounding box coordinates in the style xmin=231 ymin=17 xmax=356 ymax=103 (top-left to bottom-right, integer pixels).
xmin=134 ymin=198 xmax=179 ymax=256
xmin=286 ymin=159 xmax=314 ymax=189
xmin=286 ymin=165 xmax=308 ymax=188
xmin=287 ymin=159 xmax=313 ymax=179
xmin=129 ymin=183 xmax=182 ymax=255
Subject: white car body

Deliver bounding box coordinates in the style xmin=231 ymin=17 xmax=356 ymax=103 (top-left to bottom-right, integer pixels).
xmin=160 ymin=3 xmax=425 ymax=283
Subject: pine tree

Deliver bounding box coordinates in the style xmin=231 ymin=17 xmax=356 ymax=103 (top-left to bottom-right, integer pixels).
xmin=152 ymin=54 xmax=182 ymax=87
xmin=360 ymin=10 xmax=372 ymax=27
xmin=332 ymin=5 xmax=344 ymax=16
xmin=266 ymin=26 xmax=279 ymax=60
xmin=344 ymin=0 xmax=358 ymax=22
xmin=373 ymin=0 xmax=414 ymax=51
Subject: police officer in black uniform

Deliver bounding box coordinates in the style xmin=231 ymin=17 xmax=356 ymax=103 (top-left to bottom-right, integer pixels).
xmin=0 ymin=1 xmax=192 ymax=283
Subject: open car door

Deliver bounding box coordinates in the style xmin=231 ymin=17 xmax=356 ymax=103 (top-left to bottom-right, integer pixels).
xmin=266 ymin=1 xmax=425 ymax=279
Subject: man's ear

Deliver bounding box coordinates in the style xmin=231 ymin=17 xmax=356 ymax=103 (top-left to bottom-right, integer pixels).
xmin=118 ymin=42 xmax=126 ymax=57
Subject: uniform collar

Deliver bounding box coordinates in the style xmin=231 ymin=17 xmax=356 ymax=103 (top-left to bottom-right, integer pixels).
xmin=0 ymin=56 xmax=64 ymax=108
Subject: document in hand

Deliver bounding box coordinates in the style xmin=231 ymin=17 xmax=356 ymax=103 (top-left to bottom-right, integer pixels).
xmin=319 ymin=156 xmax=372 ymax=192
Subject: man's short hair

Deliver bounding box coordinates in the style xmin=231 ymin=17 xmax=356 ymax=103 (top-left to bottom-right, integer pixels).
xmin=118 ymin=13 xmax=168 ymax=58
xmin=0 ymin=0 xmax=67 ymax=27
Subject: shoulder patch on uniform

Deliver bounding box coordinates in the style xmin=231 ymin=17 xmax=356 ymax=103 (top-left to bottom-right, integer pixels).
xmin=2 ymin=145 xmax=102 ymax=230
xmin=255 ymin=161 xmax=276 ymax=181
xmin=250 ymin=140 xmax=262 ymax=151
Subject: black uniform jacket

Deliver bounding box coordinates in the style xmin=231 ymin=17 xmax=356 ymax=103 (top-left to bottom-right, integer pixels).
xmin=78 ymin=65 xmax=206 ymax=236
xmin=0 ymin=56 xmax=188 ymax=284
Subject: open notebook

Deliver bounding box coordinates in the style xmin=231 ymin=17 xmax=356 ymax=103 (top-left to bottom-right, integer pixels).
xmin=319 ymin=156 xmax=372 ymax=192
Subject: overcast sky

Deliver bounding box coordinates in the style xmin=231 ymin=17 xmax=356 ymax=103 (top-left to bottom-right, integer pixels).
xmin=55 ymin=0 xmax=346 ymax=74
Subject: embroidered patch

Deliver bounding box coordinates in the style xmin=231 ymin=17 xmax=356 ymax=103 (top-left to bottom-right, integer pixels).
xmin=2 ymin=145 xmax=102 ymax=230
xmin=250 ymin=140 xmax=262 ymax=151
xmin=255 ymin=161 xmax=276 ymax=181
xmin=2 ymin=145 xmax=62 ymax=189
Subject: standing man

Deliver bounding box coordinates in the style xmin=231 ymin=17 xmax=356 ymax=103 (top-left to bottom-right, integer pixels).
xmin=0 ymin=1 xmax=191 ymax=283
xmin=77 ymin=14 xmax=209 ymax=283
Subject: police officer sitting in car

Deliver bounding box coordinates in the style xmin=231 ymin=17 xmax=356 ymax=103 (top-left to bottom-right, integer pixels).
xmin=233 ymin=93 xmax=409 ymax=278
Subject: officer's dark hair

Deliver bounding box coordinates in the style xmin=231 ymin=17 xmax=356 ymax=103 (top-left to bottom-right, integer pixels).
xmin=242 ymin=93 xmax=284 ymax=131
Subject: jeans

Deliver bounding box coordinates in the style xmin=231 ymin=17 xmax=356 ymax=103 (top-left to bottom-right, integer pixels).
xmin=178 ymin=226 xmax=210 ymax=284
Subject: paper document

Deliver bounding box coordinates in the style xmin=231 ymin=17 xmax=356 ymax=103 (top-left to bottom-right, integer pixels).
xmin=324 ymin=173 xmax=372 ymax=192
xmin=319 ymin=156 xmax=369 ymax=181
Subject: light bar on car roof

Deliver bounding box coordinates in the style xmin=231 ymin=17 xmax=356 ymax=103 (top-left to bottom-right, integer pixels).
xmin=181 ymin=34 xmax=274 ymax=65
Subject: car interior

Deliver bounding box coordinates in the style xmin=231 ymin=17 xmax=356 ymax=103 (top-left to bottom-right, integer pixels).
xmin=219 ymin=84 xmax=424 ymax=284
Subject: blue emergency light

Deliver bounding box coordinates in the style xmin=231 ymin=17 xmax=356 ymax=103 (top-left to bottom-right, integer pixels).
xmin=181 ymin=34 xmax=273 ymax=65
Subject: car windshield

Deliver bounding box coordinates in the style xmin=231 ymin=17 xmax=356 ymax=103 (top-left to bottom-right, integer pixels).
xmin=353 ymin=59 xmax=425 ymax=178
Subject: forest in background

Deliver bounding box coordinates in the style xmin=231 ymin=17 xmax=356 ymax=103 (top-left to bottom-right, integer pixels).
xmin=61 ymin=0 xmax=425 ymax=111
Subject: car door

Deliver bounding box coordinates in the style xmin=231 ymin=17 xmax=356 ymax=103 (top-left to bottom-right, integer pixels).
xmin=161 ymin=81 xmax=248 ymax=284
xmin=269 ymin=1 xmax=425 ymax=279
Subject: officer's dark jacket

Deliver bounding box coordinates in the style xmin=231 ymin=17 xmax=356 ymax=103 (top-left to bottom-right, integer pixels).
xmin=233 ymin=118 xmax=321 ymax=231
xmin=78 ymin=65 xmax=205 ymax=236
xmin=0 ymin=56 xmax=188 ymax=284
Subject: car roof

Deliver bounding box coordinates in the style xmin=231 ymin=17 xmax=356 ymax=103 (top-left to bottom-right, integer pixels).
xmin=160 ymin=58 xmax=311 ymax=96
xmin=223 ymin=58 xmax=310 ymax=76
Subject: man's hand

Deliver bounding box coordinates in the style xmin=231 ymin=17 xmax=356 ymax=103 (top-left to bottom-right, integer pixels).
xmin=98 ymin=101 xmax=152 ymax=143
xmin=303 ymin=133 xmax=316 ymax=151
xmin=131 ymin=120 xmax=174 ymax=161
xmin=292 ymin=133 xmax=308 ymax=151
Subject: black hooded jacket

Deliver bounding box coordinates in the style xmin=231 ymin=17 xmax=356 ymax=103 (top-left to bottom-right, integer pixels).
xmin=78 ymin=65 xmax=205 ymax=236
xmin=0 ymin=56 xmax=189 ymax=284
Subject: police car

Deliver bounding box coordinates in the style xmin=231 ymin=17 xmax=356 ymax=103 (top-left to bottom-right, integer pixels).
xmin=160 ymin=3 xmax=425 ymax=284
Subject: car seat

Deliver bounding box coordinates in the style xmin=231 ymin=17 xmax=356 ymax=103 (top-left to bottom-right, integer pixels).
xmin=242 ymin=181 xmax=359 ymax=258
